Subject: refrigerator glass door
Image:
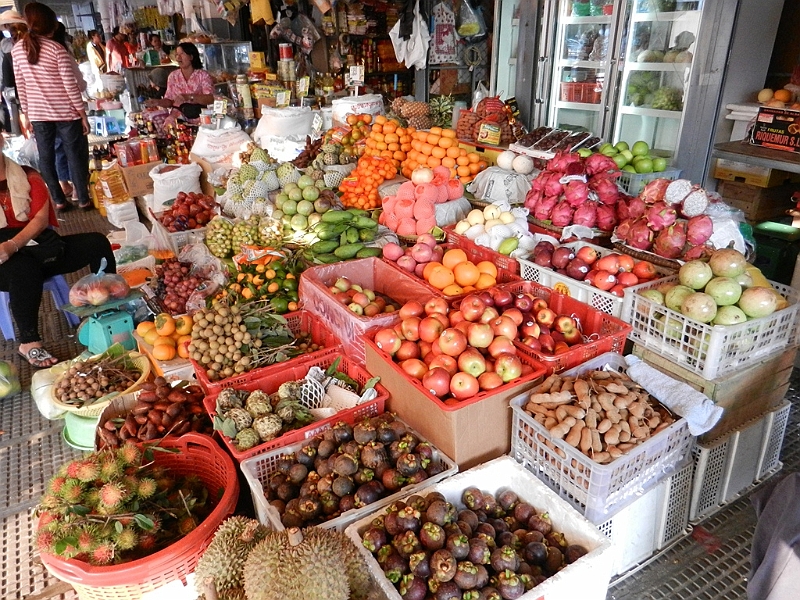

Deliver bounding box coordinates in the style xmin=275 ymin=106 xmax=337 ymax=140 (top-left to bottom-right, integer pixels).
xmin=491 ymin=0 xmax=522 ymax=98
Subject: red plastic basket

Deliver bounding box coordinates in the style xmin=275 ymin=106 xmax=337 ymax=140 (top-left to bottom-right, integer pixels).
xmin=443 ymin=228 xmax=520 ymax=274
xmin=203 ymin=352 xmax=389 ymax=462
xmin=489 ymin=280 xmax=632 ymax=374
xmin=39 ymin=433 xmax=238 ymax=600
xmin=192 ymin=309 xmax=342 ymax=394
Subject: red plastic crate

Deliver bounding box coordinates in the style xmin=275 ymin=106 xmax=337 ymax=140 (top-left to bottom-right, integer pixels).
xmin=443 ymin=228 xmax=520 ymax=274
xmin=192 ymin=310 xmax=342 ymax=394
xmin=203 ymin=352 xmax=389 ymax=462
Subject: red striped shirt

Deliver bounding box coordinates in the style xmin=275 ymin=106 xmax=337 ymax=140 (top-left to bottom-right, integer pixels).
xmin=12 ymin=37 xmax=84 ymax=122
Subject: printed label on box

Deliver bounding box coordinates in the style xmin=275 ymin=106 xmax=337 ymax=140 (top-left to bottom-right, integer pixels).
xmin=750 ymin=107 xmax=800 ymax=153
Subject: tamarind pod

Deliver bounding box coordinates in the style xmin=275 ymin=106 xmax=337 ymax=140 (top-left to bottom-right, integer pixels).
xmin=139 ymin=381 xmax=156 ymax=392
xmin=191 ymin=418 xmax=204 ymax=432
xmin=188 ymin=403 xmax=204 ymax=415
xmin=168 ymin=390 xmax=189 ymax=403
xmin=147 ymin=410 xmax=164 ymax=425
xmin=138 ymin=391 xmax=158 ymax=403
xmin=124 ymin=414 xmax=138 ymax=436
xmin=142 ymin=422 xmax=158 ymax=441
xmin=153 ymin=402 xmax=171 ymax=412
xmin=98 ymin=428 xmax=117 ymax=447
xmin=134 ymin=414 xmax=148 ymax=425
xmin=155 ymin=385 xmax=171 ymax=398
xmin=175 ymin=420 xmax=192 ymax=435
xmin=119 ymin=428 xmax=131 ymax=440
xmin=104 ymin=420 xmax=118 ymax=431
xmin=156 ymin=424 xmax=166 ymax=434
xmin=166 ymin=403 xmax=184 ymax=419
xmin=161 ymin=412 xmax=173 ymax=428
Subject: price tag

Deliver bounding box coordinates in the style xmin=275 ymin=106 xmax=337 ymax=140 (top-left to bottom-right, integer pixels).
xmin=349 ymin=65 xmax=364 ymax=86
xmin=297 ymin=76 xmax=310 ymax=98
xmin=312 ymin=112 xmax=324 ymax=136
xmin=275 ymin=90 xmax=289 ymax=107
xmin=213 ymin=99 xmax=227 ymax=115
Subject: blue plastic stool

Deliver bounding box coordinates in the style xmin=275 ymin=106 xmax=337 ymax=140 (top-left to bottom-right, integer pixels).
xmin=0 ymin=274 xmax=80 ymax=340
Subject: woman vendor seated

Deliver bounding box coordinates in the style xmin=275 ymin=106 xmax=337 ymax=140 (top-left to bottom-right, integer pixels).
xmin=143 ymin=42 xmax=213 ymax=119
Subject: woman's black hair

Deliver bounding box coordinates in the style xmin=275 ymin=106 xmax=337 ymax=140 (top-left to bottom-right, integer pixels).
xmin=177 ymin=42 xmax=203 ymax=70
xmin=111 ymin=26 xmax=120 ymax=36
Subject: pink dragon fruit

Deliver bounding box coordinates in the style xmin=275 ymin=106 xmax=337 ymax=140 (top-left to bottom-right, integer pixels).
xmin=682 ymin=244 xmax=715 ymax=261
xmin=615 ymin=218 xmax=635 ymax=241
xmin=573 ymin=202 xmax=598 ymax=228
xmin=524 ymin=188 xmax=544 ymax=210
xmin=616 ymin=199 xmax=631 ymax=221
xmin=550 ymin=200 xmax=575 ymax=227
xmin=646 ymin=201 xmax=678 ymax=231
xmin=628 ymin=195 xmax=648 ymax=219
xmin=596 ymin=203 xmax=617 ymax=232
xmin=653 ymin=222 xmax=687 ymax=259
xmin=590 ymin=176 xmax=621 ymax=205
xmin=640 ymin=178 xmax=671 ymax=204
xmin=530 ymin=171 xmax=546 ymax=193
xmin=534 ymin=195 xmax=559 ymax=221
xmin=543 ymin=172 xmax=564 ymax=197
xmin=627 ymin=218 xmax=655 ymax=251
xmin=584 ymin=153 xmax=620 ymax=177
xmin=686 ymin=214 xmax=714 ymax=245
xmin=548 ymin=152 xmax=584 ymax=174
xmin=564 ymin=180 xmax=590 ymax=208
xmin=681 ymin=188 xmax=709 ymax=218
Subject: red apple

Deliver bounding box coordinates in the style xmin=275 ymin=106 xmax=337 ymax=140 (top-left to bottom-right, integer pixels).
xmin=592 ymin=270 xmax=617 ymax=291
xmin=609 ymin=284 xmax=626 ymax=297
xmin=553 ymin=315 xmax=582 ymax=345
xmin=448 ymin=310 xmax=466 ymax=327
xmin=531 ymin=297 xmax=549 ymax=312
xmin=539 ymin=333 xmax=555 ymax=353
xmin=400 ymin=358 xmax=428 ymax=380
xmin=431 ymin=313 xmax=450 ymax=329
xmin=457 ymin=347 xmax=486 ymax=377
xmin=418 ymin=340 xmax=433 ymax=359
xmin=373 ymin=297 xmax=387 ymax=312
xmin=363 ymin=303 xmax=381 ymax=317
xmin=495 ymin=353 xmax=523 ymax=382
xmin=424 ymin=297 xmax=449 ymax=316
xmin=399 ymin=300 xmax=425 ymax=320
xmin=633 ymin=260 xmax=658 ymax=281
xmin=520 ymin=336 xmax=542 ymax=351
xmin=400 ymin=317 xmax=421 ymax=341
xmin=438 ymin=328 xmax=468 ymax=357
xmin=575 ymin=245 xmax=599 ymax=265
xmin=467 ymin=322 xmax=494 ymax=349
xmin=352 ymin=292 xmax=370 ymax=308
xmin=418 ymin=316 xmax=445 ymax=343
xmin=491 ymin=288 xmax=514 ymax=309
xmin=460 ymin=294 xmax=486 ymax=322
xmin=477 ymin=291 xmax=495 ymax=307
xmin=454 ymin=321 xmax=471 ymax=337
xmin=488 ymin=336 xmax=517 ymax=358
xmin=396 ymin=340 xmax=422 ymax=361
xmin=514 ymin=294 xmax=533 ymax=312
xmin=501 ymin=307 xmax=524 ymax=326
xmin=374 ymin=328 xmax=402 ymax=355
xmin=478 ymin=371 xmax=504 ymax=391
xmin=450 ymin=372 xmax=480 ymax=400
xmin=479 ymin=306 xmax=500 ymax=324
xmin=596 ymin=254 xmax=620 ymax=274
xmin=429 ymin=354 xmax=458 ymax=376
xmin=490 ymin=315 xmax=518 ymax=340
xmin=393 ymin=323 xmax=405 ymax=340
xmin=422 ymin=367 xmax=451 ymax=398
xmin=555 ymin=341 xmax=570 ymax=355
xmin=520 ymin=319 xmax=541 ymax=339
xmin=535 ymin=307 xmax=557 ymax=328
xmin=617 ymin=271 xmax=639 ymax=288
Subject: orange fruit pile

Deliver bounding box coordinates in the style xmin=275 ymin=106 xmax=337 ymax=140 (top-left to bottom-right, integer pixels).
xmin=402 ymin=127 xmax=488 ymax=184
xmin=135 ymin=313 xmax=193 ymax=362
xmin=422 ymin=249 xmax=499 ymax=296
xmin=339 ymin=155 xmax=398 ymax=209
xmin=364 ymin=115 xmax=413 ymax=169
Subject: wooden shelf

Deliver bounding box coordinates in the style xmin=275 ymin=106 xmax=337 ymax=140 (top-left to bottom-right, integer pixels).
xmin=713 ymin=141 xmax=800 ymax=176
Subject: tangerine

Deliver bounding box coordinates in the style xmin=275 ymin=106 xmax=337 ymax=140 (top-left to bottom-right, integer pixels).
xmin=475 ymin=273 xmax=497 ymax=290
xmin=476 ymin=261 xmax=498 ymax=278
xmin=422 ymin=261 xmax=443 ymax=279
xmin=774 ymin=89 xmax=792 ymax=103
xmin=428 ymin=265 xmax=455 ymax=290
xmin=442 ymin=283 xmax=464 ymax=296
xmin=442 ymin=248 xmax=469 ymax=270
xmin=454 ymin=262 xmax=481 ymax=287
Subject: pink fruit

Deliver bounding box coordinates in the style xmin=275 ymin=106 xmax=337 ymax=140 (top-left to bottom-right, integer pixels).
xmin=646 ymin=201 xmax=677 ymax=231
xmin=584 ymin=153 xmax=619 ymax=176
xmin=573 ymin=202 xmax=598 ymax=228
xmin=416 ymin=233 xmax=438 ymax=248
xmin=596 ymin=203 xmax=617 ymax=231
xmin=395 ymin=198 xmax=415 ymax=219
xmin=416 ymin=217 xmax=437 ymax=236
xmin=550 ymin=201 xmax=574 ymax=227
xmin=653 ymin=222 xmax=687 ymax=259
xmin=446 ymin=179 xmax=464 ymax=200
xmin=591 ymin=176 xmax=621 ymax=205
xmin=564 ymin=180 xmax=589 ymax=208
xmin=397 ymin=218 xmax=417 ymax=237
xmin=640 ymin=178 xmax=670 ymax=204
xmin=686 ymin=214 xmax=713 ymax=246
xmin=382 ymin=242 xmax=405 ymax=261
xmin=396 ymin=181 xmax=416 ymax=200
xmin=413 ymin=197 xmax=436 ymax=220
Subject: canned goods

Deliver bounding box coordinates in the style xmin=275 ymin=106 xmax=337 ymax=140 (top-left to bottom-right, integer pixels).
xmin=279 ymin=43 xmax=293 ymax=60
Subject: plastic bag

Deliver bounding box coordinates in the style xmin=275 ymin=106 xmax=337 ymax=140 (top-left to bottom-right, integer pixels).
xmin=456 ymin=0 xmax=487 ymax=42
xmin=69 ymin=257 xmax=131 ymax=307
xmin=150 ymin=162 xmax=203 ymax=213
xmin=472 ymin=81 xmax=489 ymax=108
xmin=147 ymin=209 xmax=178 ymax=260
xmin=3 ymin=135 xmax=40 ymax=170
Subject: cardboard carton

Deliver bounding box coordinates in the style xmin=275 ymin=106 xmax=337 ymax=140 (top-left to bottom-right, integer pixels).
xmin=118 ymin=161 xmax=162 ymax=198
xmin=750 ymin=106 xmax=800 ymax=153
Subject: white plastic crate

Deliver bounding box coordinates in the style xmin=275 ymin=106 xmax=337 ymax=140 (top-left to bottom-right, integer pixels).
xmin=689 ymin=400 xmax=790 ymax=522
xmin=510 ymin=353 xmax=693 ymax=523
xmin=519 ymin=241 xmax=674 ymax=318
xmin=239 ymin=419 xmax=457 ymax=532
xmin=621 ymin=274 xmax=800 ymax=380
xmin=598 ymin=460 xmax=692 ymax=578
xmin=169 ymin=227 xmax=206 ymax=251
xmin=345 ymin=456 xmax=614 ymax=600
xmin=617 ymin=168 xmax=682 ymax=195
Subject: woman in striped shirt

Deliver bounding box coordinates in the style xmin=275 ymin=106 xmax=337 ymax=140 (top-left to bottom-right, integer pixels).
xmin=12 ymin=2 xmax=91 ymax=211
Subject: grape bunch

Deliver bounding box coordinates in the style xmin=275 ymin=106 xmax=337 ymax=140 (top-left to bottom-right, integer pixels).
xmin=155 ymin=259 xmax=203 ymax=315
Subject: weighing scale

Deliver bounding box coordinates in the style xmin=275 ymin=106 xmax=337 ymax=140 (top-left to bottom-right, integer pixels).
xmin=64 ymin=291 xmax=143 ymax=355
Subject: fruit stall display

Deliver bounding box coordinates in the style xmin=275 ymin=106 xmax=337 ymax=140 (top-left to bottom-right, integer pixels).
xmin=449 ymin=203 xmax=539 ymax=261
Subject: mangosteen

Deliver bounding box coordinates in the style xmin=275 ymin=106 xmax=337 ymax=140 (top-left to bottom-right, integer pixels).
xmin=377 ymin=544 xmax=398 ymax=567
xmin=545 ymin=546 xmax=563 ymax=574
xmin=409 ymin=550 xmax=431 ymax=578
xmin=393 ymin=529 xmax=423 ymax=559
xmin=317 ymin=473 xmax=334 ymax=495
xmin=353 ymin=419 xmax=377 ymax=444
xmin=433 ymin=580 xmax=460 ymax=600
xmin=331 ymin=475 xmax=354 ymax=497
xmin=419 ymin=521 xmax=446 ymax=550
xmin=398 ymin=573 xmax=427 ymax=600
xmin=315 ymin=458 xmax=333 ymax=478
xmin=565 ymin=544 xmax=589 ymax=564
xmin=389 ymin=440 xmax=409 ymax=463
xmin=518 ymin=573 xmax=534 ymax=592
xmin=504 ymin=516 xmax=522 ymax=532
xmin=268 ymin=498 xmax=285 ymax=513
xmin=298 ymin=480 xmax=317 ymax=497
xmin=353 ymin=467 xmax=373 ymax=486
xmin=490 ymin=545 xmax=520 ymax=572
xmin=319 ymin=490 xmax=339 ymax=515
xmin=373 ymin=461 xmax=389 ymax=479
xmin=430 ymin=548 xmax=457 ymax=582
xmin=474 ymin=564 xmax=490 ymax=588
xmin=415 ymin=441 xmax=434 ymax=464
xmin=496 ymin=531 xmax=518 ymax=549
xmin=478 ymin=587 xmax=501 ymax=600
xmin=513 ymin=502 xmax=536 ymax=525
xmin=458 ymin=509 xmax=479 ymax=530
xmin=453 ymin=560 xmax=479 ymax=590
xmin=276 ymin=455 xmax=294 ymax=474
xmin=390 ymin=419 xmax=408 ymax=439
xmin=360 ymin=440 xmax=388 ymax=470
xmin=425 ymin=491 xmax=447 ymax=505
xmin=326 ymin=452 xmax=342 ymax=472
xmin=475 ymin=522 xmax=496 ymax=539
xmin=522 ymin=541 xmax=548 ymax=566
xmin=385 ymin=510 xmax=402 ymax=536
xmin=340 ymin=440 xmax=361 ymax=458
xmin=523 ymin=530 xmax=544 ymax=545
xmin=497 ymin=490 xmax=519 ymax=512
xmin=333 ymin=453 xmax=359 ymax=477
xmin=316 ymin=438 xmax=336 ymax=459
xmin=426 ymin=499 xmax=457 ymax=526
xmin=354 ymin=480 xmax=385 ymax=507
xmin=383 ymin=550 xmax=410 ymax=583
xmin=281 ymin=510 xmax=303 ymax=528
xmin=331 ymin=421 xmax=354 ymax=444
xmin=528 ymin=512 xmax=552 ymax=536
xmin=408 ymin=471 xmax=428 ymax=486
xmin=268 ymin=472 xmax=287 ymax=495
xmin=475 ymin=510 xmax=489 ymax=523
xmin=396 ymin=452 xmax=421 ymax=476
xmin=377 ymin=420 xmax=398 ymax=444
xmin=295 ymin=445 xmax=316 ymax=468
xmin=545 ymin=531 xmax=568 ymax=551
xmin=456 ymin=520 xmax=473 ymax=538
xmin=467 ymin=538 xmax=491 ymax=565
xmin=489 ymin=518 xmax=509 ymax=534
xmin=445 ymin=533 xmax=470 ymax=560
xmin=483 ymin=494 xmax=504 ymax=518
xmin=426 ymin=461 xmax=446 ymax=477
xmin=297 ymin=496 xmax=322 ymax=521
xmin=462 ymin=487 xmax=485 ymax=511
xmin=517 ymin=561 xmax=533 ymax=576
xmin=496 ymin=569 xmax=524 ymax=599
xmin=382 ymin=468 xmax=407 ymax=492
xmin=276 ymin=482 xmax=299 ymax=502
xmin=321 ymin=428 xmax=336 ymax=442
xmin=406 ymin=494 xmax=427 ymax=512
xmin=338 ymin=494 xmax=356 ymax=513
xmin=396 ymin=506 xmax=422 ymax=532
xmin=284 ymin=497 xmax=300 ymax=513
xmin=462 ymin=591 xmax=481 ymax=600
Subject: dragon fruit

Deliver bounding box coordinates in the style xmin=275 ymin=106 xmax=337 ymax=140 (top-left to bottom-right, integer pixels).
xmin=627 ymin=218 xmax=654 ymax=251
xmin=584 ymin=153 xmax=619 ymax=177
xmin=686 ymin=214 xmax=714 ymax=245
xmin=534 ymin=195 xmax=559 ymax=221
xmin=615 ymin=218 xmax=635 ymax=241
xmin=665 ymin=179 xmax=693 ymax=205
xmin=683 ymin=243 xmax=715 ymax=261
xmin=524 ymin=188 xmax=543 ymax=210
xmin=573 ymin=202 xmax=598 ymax=228
xmin=548 ymin=152 xmax=584 ymax=174
xmin=564 ymin=180 xmax=590 ymax=207
xmin=543 ymin=172 xmax=564 ymax=197
xmin=616 ymin=199 xmax=631 ymax=221
xmin=640 ymin=178 xmax=671 ymax=204
xmin=653 ymin=222 xmax=687 ymax=259
xmin=591 ymin=177 xmax=621 ymax=205
xmin=550 ymin=200 xmax=575 ymax=227
xmin=646 ymin=201 xmax=678 ymax=231
xmin=681 ymin=188 xmax=709 ymax=217
xmin=596 ymin=203 xmax=617 ymax=232
xmin=628 ymin=195 xmax=648 ymax=219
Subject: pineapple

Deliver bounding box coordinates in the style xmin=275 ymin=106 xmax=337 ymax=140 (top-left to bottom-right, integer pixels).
xmin=400 ymin=101 xmax=430 ymax=119
xmin=429 ymin=95 xmax=455 ymax=129
xmin=408 ymin=115 xmax=433 ymax=130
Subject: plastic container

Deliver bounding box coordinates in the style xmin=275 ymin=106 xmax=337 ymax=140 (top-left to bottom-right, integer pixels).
xmin=39 ymin=433 xmax=238 ymax=600
xmin=510 ymin=352 xmax=693 ymax=523
xmin=204 ymin=352 xmax=389 ymax=462
xmin=620 ymin=274 xmax=800 ymax=380
xmin=443 ymin=228 xmax=521 ymax=274
xmin=689 ymin=400 xmax=790 ymax=522
xmin=345 ymin=456 xmax=614 ymax=600
xmin=617 ymin=167 xmax=682 ymax=195
xmin=192 ymin=310 xmax=341 ymax=394
xmin=519 ymin=241 xmax=675 ymax=318
xmin=240 ymin=417 xmax=457 ymax=532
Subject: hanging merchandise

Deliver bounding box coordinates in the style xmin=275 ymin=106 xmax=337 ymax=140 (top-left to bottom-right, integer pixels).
xmin=455 ymin=0 xmax=488 ymax=43
xmin=270 ymin=13 xmax=321 ymax=55
xmin=389 ymin=0 xmax=430 ymax=70
xmin=251 ymin=0 xmax=275 ymax=26
xmin=430 ymin=1 xmax=459 ymax=65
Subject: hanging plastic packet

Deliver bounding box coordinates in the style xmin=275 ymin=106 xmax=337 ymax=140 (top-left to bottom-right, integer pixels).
xmin=456 ymin=0 xmax=488 ymax=42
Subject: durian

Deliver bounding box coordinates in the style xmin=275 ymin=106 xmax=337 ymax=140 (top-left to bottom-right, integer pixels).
xmin=243 ymin=527 xmax=372 ymax=600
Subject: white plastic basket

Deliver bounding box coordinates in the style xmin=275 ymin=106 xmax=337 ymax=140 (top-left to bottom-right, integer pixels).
xmin=239 ymin=418 xmax=457 ymax=532
xmin=689 ymin=400 xmax=790 ymax=522
xmin=345 ymin=456 xmax=614 ymax=600
xmin=519 ymin=241 xmax=675 ymax=318
xmin=620 ymin=275 xmax=800 ymax=380
xmin=598 ymin=460 xmax=692 ymax=578
xmin=169 ymin=226 xmax=207 ymax=251
xmin=510 ymin=353 xmax=693 ymax=523
xmin=616 ymin=167 xmax=682 ymax=195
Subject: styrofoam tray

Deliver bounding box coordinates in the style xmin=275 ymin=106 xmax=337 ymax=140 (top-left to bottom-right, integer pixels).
xmin=345 ymin=456 xmax=614 ymax=600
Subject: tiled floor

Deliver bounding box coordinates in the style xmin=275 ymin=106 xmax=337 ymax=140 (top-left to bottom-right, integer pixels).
xmin=2 ymin=207 xmax=797 ymax=599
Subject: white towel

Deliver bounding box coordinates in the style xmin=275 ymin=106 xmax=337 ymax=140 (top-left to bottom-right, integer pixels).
xmin=624 ymin=355 xmax=723 ymax=436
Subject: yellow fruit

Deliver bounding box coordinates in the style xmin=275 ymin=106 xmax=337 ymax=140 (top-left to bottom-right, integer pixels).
xmin=152 ymin=343 xmax=177 ymax=361
xmin=174 ymin=314 xmax=193 ymax=336
xmin=154 ymin=313 xmax=176 ymax=336
xmin=154 ymin=336 xmax=176 ymax=348
xmin=143 ymin=328 xmax=161 ymax=346
xmin=136 ymin=321 xmax=155 ymax=337
xmin=757 ymin=88 xmax=774 ymax=103
xmin=773 ymin=89 xmax=792 ymax=103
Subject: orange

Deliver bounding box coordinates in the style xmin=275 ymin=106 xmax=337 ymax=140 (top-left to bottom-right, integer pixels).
xmin=456 ymin=155 xmax=470 ymax=166
xmin=154 ymin=313 xmax=176 ymax=336
xmin=421 ymin=143 xmax=434 ymax=155
xmin=468 ymin=152 xmax=480 ymax=164
xmin=176 ymin=335 xmax=192 ymax=359
xmin=143 ymin=328 xmax=161 ymax=346
xmin=457 ymin=165 xmax=472 ymax=177
xmin=375 ymin=114 xmax=387 ymax=124
xmin=774 ymin=89 xmax=792 ymax=103
xmin=431 ymin=146 xmax=447 ymax=159
xmin=430 ymin=126 xmax=443 ymax=136
xmin=446 ymin=146 xmax=461 ymax=159
xmin=476 ymin=261 xmax=498 ymax=278
xmin=442 ymin=248 xmax=469 ymax=270
xmin=442 ymin=156 xmax=456 ymax=168
xmin=174 ymin=314 xmax=193 ymax=336
xmin=426 ymin=155 xmax=441 ymax=168
xmin=441 ymin=129 xmax=457 ymax=139
xmin=426 ymin=133 xmax=441 ymax=146
xmin=454 ymin=261 xmax=481 ymax=287
xmin=422 ymin=261 xmax=443 ymax=280
xmin=469 ymin=163 xmax=481 ymax=175
xmin=475 ymin=273 xmax=497 ymax=290
xmin=442 ymin=283 xmax=464 ymax=296
xmin=136 ymin=321 xmax=155 ymax=337
xmin=360 ymin=114 xmax=373 ymax=124
xmin=152 ymin=343 xmax=177 ymax=361
xmin=428 ymin=265 xmax=455 ymax=290
xmin=477 ymin=160 xmax=488 ymax=171
xmin=438 ymin=137 xmax=454 ymax=149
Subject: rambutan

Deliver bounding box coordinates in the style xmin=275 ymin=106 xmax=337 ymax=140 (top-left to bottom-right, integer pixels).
xmin=65 ymin=460 xmax=83 ymax=479
xmin=37 ymin=511 xmax=58 ymax=529
xmin=178 ymin=516 xmax=197 ymax=536
xmin=75 ymin=460 xmax=100 ymax=483
xmin=99 ymin=457 xmax=123 ymax=481
xmin=47 ymin=476 xmax=67 ymax=495
xmin=83 ymin=488 xmax=100 ymax=508
xmin=77 ymin=529 xmax=97 ymax=553
xmin=117 ymin=443 xmax=141 ymax=467
xmin=98 ymin=482 xmax=127 ymax=509
xmin=59 ymin=480 xmax=84 ymax=504
xmin=137 ymin=478 xmax=157 ymax=499
xmin=38 ymin=493 xmax=62 ymax=511
xmin=35 ymin=530 xmax=56 ymax=554
xmin=138 ymin=532 xmax=157 ymax=551
xmin=114 ymin=527 xmax=138 ymax=551
xmin=91 ymin=542 xmax=115 ymax=565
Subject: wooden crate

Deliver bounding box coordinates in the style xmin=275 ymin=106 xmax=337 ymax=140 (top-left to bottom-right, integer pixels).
xmin=714 ymin=158 xmax=800 ymax=188
xmin=632 ymin=344 xmax=795 ymax=444
xmin=718 ymin=181 xmax=799 ymax=222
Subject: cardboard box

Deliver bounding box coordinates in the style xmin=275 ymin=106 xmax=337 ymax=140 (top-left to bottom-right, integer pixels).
xmin=365 ymin=340 xmax=543 ymax=469
xmin=118 ymin=161 xmax=162 ymax=198
xmin=188 ymin=154 xmax=220 ymax=198
xmin=750 ymin=106 xmax=800 ymax=153
xmin=713 ymin=158 xmax=799 ymax=188
xmin=632 ymin=344 xmax=795 ymax=443
xmin=718 ymin=180 xmax=798 ymax=222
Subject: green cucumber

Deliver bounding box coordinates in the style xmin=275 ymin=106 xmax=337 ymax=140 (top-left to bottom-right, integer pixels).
xmin=321 ymin=210 xmax=354 ymax=224
xmin=346 ymin=227 xmax=360 ymax=244
xmin=353 ymin=216 xmax=378 ymax=229
xmin=314 ymin=253 xmax=340 ymax=264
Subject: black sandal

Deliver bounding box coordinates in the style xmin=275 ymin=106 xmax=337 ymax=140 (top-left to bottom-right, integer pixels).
xmin=19 ymin=346 xmax=58 ymax=368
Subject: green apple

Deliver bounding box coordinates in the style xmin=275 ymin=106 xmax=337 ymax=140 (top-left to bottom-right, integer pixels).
xmin=612 ymin=154 xmax=628 ymax=169
xmin=634 ymin=158 xmax=654 ymax=173
xmin=598 ymin=143 xmax=614 ymax=154
xmin=614 ymin=141 xmax=630 ymax=152
xmin=577 ymin=148 xmax=593 ymax=158
xmin=631 ymin=140 xmax=650 ymax=156
xmin=652 ymin=157 xmax=668 ymax=172
xmin=621 ymin=149 xmax=634 ymax=163
xmin=601 ymin=146 xmax=619 ymax=156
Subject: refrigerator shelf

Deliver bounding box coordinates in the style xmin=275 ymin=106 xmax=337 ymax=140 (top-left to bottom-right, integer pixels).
xmin=557 ymin=101 xmax=603 ymax=111
xmin=619 ymin=106 xmax=683 ymax=118
xmin=562 ymin=15 xmax=613 ymax=25
xmin=624 ymin=63 xmax=693 ymax=72
xmin=559 ymin=59 xmax=607 ymax=69
xmin=632 ymin=10 xmax=701 ymax=22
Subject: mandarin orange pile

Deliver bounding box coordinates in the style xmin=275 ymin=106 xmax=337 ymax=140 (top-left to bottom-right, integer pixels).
xmin=422 ymin=248 xmax=499 ymax=296
xmin=339 ymin=155 xmax=398 ymax=209
xmin=136 ymin=313 xmax=193 ymax=362
xmin=402 ymin=126 xmax=489 ymax=184
xmin=363 ymin=115 xmax=413 ymax=169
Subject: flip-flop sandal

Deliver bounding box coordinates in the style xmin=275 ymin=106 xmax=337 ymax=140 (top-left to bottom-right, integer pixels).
xmin=19 ymin=346 xmax=58 ymax=368
xmin=78 ymin=202 xmax=93 ymax=211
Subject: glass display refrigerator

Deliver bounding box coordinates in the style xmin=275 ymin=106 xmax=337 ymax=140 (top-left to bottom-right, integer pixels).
xmin=195 ymin=41 xmax=253 ymax=78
